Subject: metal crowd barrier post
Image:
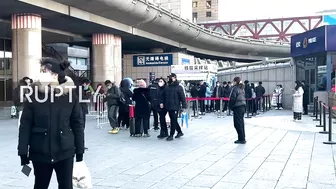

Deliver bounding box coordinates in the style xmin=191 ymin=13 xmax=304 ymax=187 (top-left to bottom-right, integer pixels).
xmin=264 ymin=96 xmax=268 ymax=111
xmin=268 ymin=95 xmax=271 ymax=111
xmin=323 ymin=106 xmax=336 ymax=145
xmin=195 ymin=99 xmax=200 ymax=118
xmin=96 ymin=94 xmax=109 ymax=129
xmin=316 ymin=101 xmax=323 ymax=127
xmin=219 ymin=98 xmax=223 ymax=118
xmin=313 ymin=101 xmax=321 ymax=121
xmin=319 ymin=103 xmax=328 ymax=134
xmin=311 ymin=96 xmax=318 ymax=117
xmin=245 ymin=99 xmax=252 ymax=119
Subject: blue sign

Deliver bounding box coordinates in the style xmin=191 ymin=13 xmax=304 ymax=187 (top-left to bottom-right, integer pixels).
xmin=323 ymin=15 xmax=336 ymax=25
xmin=290 ymin=26 xmax=326 ymax=57
xmin=133 ymin=54 xmax=173 ymax=67
xmin=181 ymin=58 xmax=190 ymax=65
xmin=327 ymin=25 xmax=336 ymax=51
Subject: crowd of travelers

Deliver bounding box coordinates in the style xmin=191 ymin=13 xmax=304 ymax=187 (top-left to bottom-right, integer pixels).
xmin=12 ymin=57 xmax=312 ymax=189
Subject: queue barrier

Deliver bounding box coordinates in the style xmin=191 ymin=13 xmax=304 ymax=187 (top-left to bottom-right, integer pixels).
xmin=315 ymin=101 xmax=336 ymax=145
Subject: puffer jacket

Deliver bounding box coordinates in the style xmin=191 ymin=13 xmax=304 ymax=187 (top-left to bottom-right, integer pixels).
xmin=229 ymin=85 xmax=246 ymax=110
xmin=164 ymin=81 xmax=187 ymax=111
xmin=18 ymin=76 xmax=84 ymax=164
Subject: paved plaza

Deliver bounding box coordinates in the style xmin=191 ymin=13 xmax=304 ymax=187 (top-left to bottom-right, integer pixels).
xmin=1 ymin=110 xmax=336 ymax=189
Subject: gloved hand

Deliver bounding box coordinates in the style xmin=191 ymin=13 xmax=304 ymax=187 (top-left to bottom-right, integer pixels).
xmin=76 ymin=154 xmax=83 ymax=162
xmin=20 ymin=155 xmax=30 ymax=166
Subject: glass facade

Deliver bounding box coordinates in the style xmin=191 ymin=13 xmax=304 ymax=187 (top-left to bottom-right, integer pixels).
xmin=0 ymin=39 xmax=13 ymax=102
xmin=295 ymin=53 xmax=326 ymax=103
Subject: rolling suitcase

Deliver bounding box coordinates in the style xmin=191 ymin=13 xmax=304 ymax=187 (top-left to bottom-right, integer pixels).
xmin=129 ymin=105 xmax=136 ymax=137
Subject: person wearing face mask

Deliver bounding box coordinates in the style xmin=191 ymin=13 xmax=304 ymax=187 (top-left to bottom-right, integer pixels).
xmin=148 ymin=78 xmax=160 ymax=130
xmin=18 ymin=58 xmax=85 ymax=188
xmin=80 ymin=78 xmax=91 ymax=150
xmin=156 ymin=78 xmax=168 ymax=138
xmin=165 ymin=73 xmax=187 ymax=141
xmin=212 ymin=81 xmax=222 ymax=116
xmin=104 ymin=80 xmax=122 ymax=134
xmin=229 ymin=77 xmax=246 ymax=144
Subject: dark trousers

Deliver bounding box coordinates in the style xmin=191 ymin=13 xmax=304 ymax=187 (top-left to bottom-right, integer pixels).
xmin=277 ymin=103 xmax=283 ymax=109
xmin=168 ymin=110 xmax=182 ymax=136
xmin=215 ymin=100 xmax=220 ymax=111
xmin=303 ymin=104 xmax=308 ymax=114
xmin=223 ymin=101 xmax=228 ymax=112
xmin=82 ymin=112 xmax=86 ymax=129
xmin=159 ymin=110 xmax=168 ymax=135
xmin=200 ymin=100 xmax=205 ymax=113
xmin=151 ymin=108 xmax=159 ymax=127
xmin=33 ymin=157 xmax=74 ymax=189
xmin=293 ymin=112 xmax=302 ymax=120
xmin=233 ymin=106 xmax=246 ymax=141
xmin=135 ymin=116 xmax=149 ymax=134
xmin=108 ymin=105 xmax=119 ymax=129
xmin=118 ymin=111 xmax=130 ymax=128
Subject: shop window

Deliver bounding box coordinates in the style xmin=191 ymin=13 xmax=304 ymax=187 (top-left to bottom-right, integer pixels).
xmin=206 ymin=1 xmax=211 ymax=9
xmin=68 ymin=57 xmax=77 ymax=65
xmin=192 ymin=1 xmax=197 ymax=8
xmin=206 ymin=11 xmax=211 ymax=17
xmin=77 ymin=58 xmax=87 ymax=66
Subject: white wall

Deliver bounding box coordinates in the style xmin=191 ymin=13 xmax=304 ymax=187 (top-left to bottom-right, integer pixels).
xmin=217 ymin=64 xmax=295 ymax=109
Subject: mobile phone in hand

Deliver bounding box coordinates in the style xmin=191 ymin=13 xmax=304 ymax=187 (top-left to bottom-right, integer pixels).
xmin=21 ymin=165 xmax=32 ymax=177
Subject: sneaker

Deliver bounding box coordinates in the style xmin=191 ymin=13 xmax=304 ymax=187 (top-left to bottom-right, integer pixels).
xmin=108 ymin=129 xmax=114 ymax=134
xmin=166 ymin=136 xmax=174 ymax=141
xmin=143 ymin=133 xmax=150 ymax=137
xmin=175 ymin=133 xmax=184 ymax=138
xmin=111 ymin=128 xmax=119 ymax=134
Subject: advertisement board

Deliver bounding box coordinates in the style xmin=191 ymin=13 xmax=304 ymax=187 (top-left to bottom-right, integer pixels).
xmin=133 ymin=54 xmax=173 ymax=67
xmin=290 ymin=26 xmax=326 ymax=57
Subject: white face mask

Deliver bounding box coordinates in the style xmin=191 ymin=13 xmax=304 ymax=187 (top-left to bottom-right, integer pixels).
xmin=216 ymin=84 xmax=220 ymax=86
xmin=107 ymin=85 xmax=112 ymax=89
xmin=158 ymin=82 xmax=164 ymax=87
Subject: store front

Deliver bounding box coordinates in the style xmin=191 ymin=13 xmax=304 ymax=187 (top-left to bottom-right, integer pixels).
xmin=291 ymin=25 xmax=336 ymax=104
xmin=0 ymin=38 xmax=12 ymax=104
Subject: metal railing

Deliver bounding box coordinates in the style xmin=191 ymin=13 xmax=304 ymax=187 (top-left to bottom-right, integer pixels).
xmin=138 ymin=0 xmax=289 ymax=46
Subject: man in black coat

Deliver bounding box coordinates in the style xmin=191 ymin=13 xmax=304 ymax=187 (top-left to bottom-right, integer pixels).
xmin=190 ymin=83 xmax=198 ymax=113
xmin=198 ymin=81 xmax=206 ymax=115
xmin=18 ymin=58 xmax=84 ymax=189
xmin=244 ymin=80 xmax=253 ymax=112
xmin=255 ymin=81 xmax=266 ymax=111
xmin=80 ymin=78 xmax=92 ymax=128
xmin=302 ymin=81 xmax=309 ymax=115
xmin=165 ymin=73 xmax=187 ymax=141
xmin=104 ymin=80 xmax=121 ymax=134
xmin=148 ymin=78 xmax=159 ymax=130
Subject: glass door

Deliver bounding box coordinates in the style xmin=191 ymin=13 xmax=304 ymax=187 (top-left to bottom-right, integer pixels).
xmin=306 ymin=68 xmax=317 ymax=103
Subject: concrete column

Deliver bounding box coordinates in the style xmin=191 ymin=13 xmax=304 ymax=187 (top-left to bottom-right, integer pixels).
xmin=92 ymin=34 xmax=122 ymax=86
xmin=12 ymin=13 xmax=42 ymax=85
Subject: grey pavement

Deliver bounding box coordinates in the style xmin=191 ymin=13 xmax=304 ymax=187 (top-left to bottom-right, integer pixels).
xmin=1 ymin=110 xmax=336 ymax=189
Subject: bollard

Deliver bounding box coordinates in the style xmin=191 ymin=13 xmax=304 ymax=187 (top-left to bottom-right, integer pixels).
xmin=268 ymin=95 xmax=271 ymax=110
xmin=323 ymin=106 xmax=336 ymax=144
xmin=311 ymin=96 xmax=318 ymax=117
xmin=265 ymin=96 xmax=269 ymax=111
xmin=245 ymin=99 xmax=252 ymax=118
xmin=219 ymin=98 xmax=223 ymax=118
xmin=319 ymin=104 xmax=328 ymax=134
xmin=316 ymin=101 xmax=323 ymax=127
xmin=313 ymin=101 xmax=321 ymax=121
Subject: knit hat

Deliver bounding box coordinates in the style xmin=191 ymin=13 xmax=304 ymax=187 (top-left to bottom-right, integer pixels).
xmin=138 ymin=79 xmax=147 ymax=88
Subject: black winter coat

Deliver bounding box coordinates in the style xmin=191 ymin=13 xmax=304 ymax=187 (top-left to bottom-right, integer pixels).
xmin=255 ymin=85 xmax=265 ymax=98
xmin=303 ymin=85 xmax=309 ymax=105
xmin=244 ymin=85 xmax=252 ymax=99
xmin=222 ymin=86 xmax=231 ymax=98
xmin=164 ymin=81 xmax=187 ymax=111
xmin=148 ymin=83 xmax=159 ymax=110
xmin=80 ymin=87 xmax=91 ymax=114
xmin=154 ymin=85 xmax=166 ymax=112
xmin=132 ymin=88 xmax=151 ymax=117
xmin=213 ymin=86 xmax=222 ymax=97
xmin=198 ymin=85 xmax=206 ymax=97
xmin=190 ymin=86 xmax=198 ymax=98
xmin=119 ymin=87 xmax=133 ymax=113
xmin=229 ymin=85 xmax=246 ymax=110
xmin=18 ymin=76 xmax=85 ymax=164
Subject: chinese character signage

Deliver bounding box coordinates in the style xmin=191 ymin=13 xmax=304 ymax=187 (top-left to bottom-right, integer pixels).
xmin=290 ymin=26 xmax=326 ymax=57
xmin=133 ymin=54 xmax=173 ymax=67
xmin=171 ymin=64 xmax=217 ymax=73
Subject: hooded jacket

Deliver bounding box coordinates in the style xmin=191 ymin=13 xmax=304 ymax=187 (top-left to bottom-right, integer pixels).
xmin=17 ymin=76 xmax=85 ymax=164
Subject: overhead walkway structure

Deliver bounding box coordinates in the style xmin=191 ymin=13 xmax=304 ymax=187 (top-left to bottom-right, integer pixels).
xmin=32 ymin=0 xmax=289 ymax=60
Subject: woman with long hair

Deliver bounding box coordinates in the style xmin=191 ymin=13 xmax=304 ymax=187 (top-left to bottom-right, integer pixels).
xmin=229 ymin=77 xmax=246 ymax=144
xmin=293 ymin=81 xmax=304 ymax=121
xmin=118 ymin=79 xmax=133 ymax=129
